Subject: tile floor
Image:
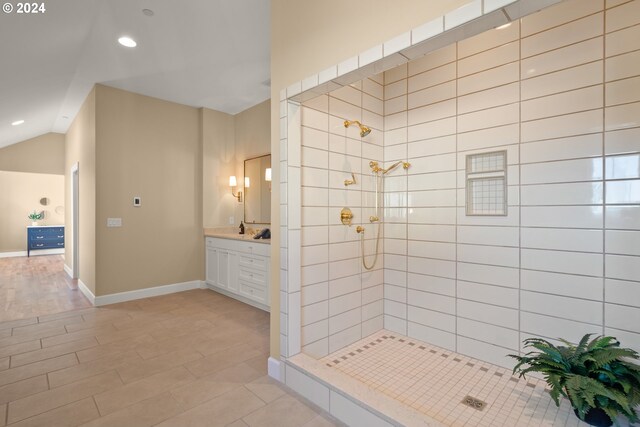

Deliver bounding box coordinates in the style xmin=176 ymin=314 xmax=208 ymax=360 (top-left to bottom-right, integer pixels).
xmin=0 ymin=255 xmax=91 ymax=322
xmin=320 ymin=330 xmax=594 ymax=427
xmin=0 ymin=263 xmax=341 ymax=426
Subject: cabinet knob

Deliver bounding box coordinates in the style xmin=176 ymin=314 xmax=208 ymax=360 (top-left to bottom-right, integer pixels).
xmin=57 ymin=235 xmax=64 ymax=238
xmin=36 ymin=244 xmax=44 ymax=247
xmin=36 ymin=236 xmax=44 ymax=239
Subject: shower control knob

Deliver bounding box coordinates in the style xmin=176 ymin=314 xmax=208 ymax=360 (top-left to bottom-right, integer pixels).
xmin=356 ymin=226 xmax=365 ymax=234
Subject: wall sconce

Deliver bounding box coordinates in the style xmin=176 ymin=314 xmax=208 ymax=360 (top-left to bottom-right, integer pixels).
xmin=229 ymin=176 xmax=242 ymax=202
xmin=244 ymin=177 xmax=250 ymax=188
xmin=265 ymin=168 xmax=272 ymax=182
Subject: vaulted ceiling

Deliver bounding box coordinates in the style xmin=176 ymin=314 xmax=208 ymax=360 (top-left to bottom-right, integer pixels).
xmin=0 ymin=0 xmax=270 ymax=148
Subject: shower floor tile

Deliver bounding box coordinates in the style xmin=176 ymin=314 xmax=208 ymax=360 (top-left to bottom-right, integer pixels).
xmin=318 ymin=330 xmax=591 ymax=427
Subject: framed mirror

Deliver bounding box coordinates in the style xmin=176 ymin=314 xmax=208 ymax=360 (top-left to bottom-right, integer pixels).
xmin=244 ymin=154 xmax=271 ymax=224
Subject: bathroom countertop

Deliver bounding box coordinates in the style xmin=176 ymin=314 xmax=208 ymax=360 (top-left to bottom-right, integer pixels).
xmin=204 ymin=228 xmax=270 ymax=244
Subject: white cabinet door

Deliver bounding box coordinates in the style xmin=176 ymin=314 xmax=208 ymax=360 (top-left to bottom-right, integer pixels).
xmin=205 ymin=247 xmax=218 ymax=285
xmin=218 ymin=250 xmax=230 ymax=289
xmin=228 ymin=251 xmax=239 ymax=292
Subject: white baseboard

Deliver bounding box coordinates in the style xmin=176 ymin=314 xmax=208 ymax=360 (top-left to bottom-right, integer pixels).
xmin=204 ymin=283 xmax=270 ymax=312
xmin=63 ymin=263 xmax=73 ymax=279
xmin=268 ymin=357 xmax=284 ymax=382
xmin=0 ymin=249 xmax=64 ymax=258
xmin=94 ymin=280 xmax=205 ymax=306
xmin=77 ymin=279 xmax=95 ymax=305
xmin=0 ymin=251 xmax=26 ymax=258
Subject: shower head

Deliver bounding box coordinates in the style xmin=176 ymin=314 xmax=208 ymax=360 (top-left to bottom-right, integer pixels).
xmin=344 ymin=120 xmax=371 ymax=138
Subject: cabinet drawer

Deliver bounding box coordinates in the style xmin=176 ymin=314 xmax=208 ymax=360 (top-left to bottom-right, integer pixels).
xmin=238 ymin=254 xmax=267 ymax=270
xmin=239 ymin=281 xmax=267 ymax=304
xmin=30 ymin=241 xmax=64 ymax=249
xmin=238 ymin=267 xmax=267 ymax=286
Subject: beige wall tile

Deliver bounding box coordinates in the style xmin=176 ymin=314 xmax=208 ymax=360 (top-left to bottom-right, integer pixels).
xmin=521 ymin=61 xmax=603 ymax=100
xmin=605 ymin=102 xmax=640 ymax=131
xmin=458 ymin=82 xmax=518 ymax=114
xmin=521 ymin=110 xmax=603 ymax=142
xmin=458 ymin=41 xmax=519 ymax=77
xmin=606 ymin=24 xmax=640 ymax=56
xmin=408 ymin=45 xmax=456 ymax=77
xmin=458 ymin=104 xmax=519 ymax=133
xmin=606 ymin=50 xmax=640 ymax=81
xmin=522 ymin=38 xmax=602 ymax=79
xmin=606 ymin=76 xmax=640 ymax=106
xmin=408 ymin=81 xmax=456 ymax=109
xmin=522 ymin=13 xmax=603 ymax=59
xmin=408 ymin=63 xmax=456 ymax=93
xmin=521 ymin=86 xmax=603 ymax=121
xmin=408 ymin=99 xmax=456 ymax=127
xmin=458 ymin=62 xmax=519 ymax=96
xmin=521 ymin=0 xmax=603 ymax=37
xmin=606 ymin=0 xmax=640 ymax=32
xmin=459 ymin=21 xmax=520 ymax=59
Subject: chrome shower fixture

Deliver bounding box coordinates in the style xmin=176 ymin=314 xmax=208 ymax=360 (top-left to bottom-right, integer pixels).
xmin=344 ymin=120 xmax=371 ymax=137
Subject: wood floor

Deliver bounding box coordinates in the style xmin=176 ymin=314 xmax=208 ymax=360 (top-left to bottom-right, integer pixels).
xmin=0 ymin=257 xmax=340 ymax=426
xmin=0 ymin=255 xmax=91 ymax=322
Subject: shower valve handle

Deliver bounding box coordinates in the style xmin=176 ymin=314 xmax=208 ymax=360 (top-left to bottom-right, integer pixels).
xmin=356 ymin=226 xmax=365 ymax=234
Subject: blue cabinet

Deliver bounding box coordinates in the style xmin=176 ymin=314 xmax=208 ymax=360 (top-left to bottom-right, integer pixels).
xmin=27 ymin=226 xmax=64 ymax=257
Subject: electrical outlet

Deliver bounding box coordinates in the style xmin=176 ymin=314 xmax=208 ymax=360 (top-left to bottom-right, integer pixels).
xmin=107 ymin=218 xmax=122 ymax=227
xmin=229 ymin=216 xmax=235 ymax=225
xmin=133 ymin=197 xmax=141 ymax=207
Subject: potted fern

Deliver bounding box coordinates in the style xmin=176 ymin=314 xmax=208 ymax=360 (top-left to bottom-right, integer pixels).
xmin=509 ymin=334 xmax=640 ymax=426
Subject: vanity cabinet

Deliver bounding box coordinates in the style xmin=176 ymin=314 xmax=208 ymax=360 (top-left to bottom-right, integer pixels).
xmin=205 ymin=237 xmax=269 ymax=311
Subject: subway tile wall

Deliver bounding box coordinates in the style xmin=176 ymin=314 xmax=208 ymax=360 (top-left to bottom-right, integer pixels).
xmin=299 ymin=75 xmax=386 ymax=358
xmin=382 ymin=0 xmax=640 ymax=368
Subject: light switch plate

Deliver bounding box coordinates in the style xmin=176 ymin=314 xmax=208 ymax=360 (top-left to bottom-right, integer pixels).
xmin=107 ymin=218 xmax=122 ymax=227
xmin=229 ymin=216 xmax=235 ymax=225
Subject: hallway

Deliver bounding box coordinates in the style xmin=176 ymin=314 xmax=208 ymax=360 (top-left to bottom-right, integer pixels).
xmin=0 ymin=256 xmax=91 ymax=322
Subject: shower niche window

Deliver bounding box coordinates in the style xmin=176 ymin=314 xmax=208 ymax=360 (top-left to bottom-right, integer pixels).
xmin=465 ymin=150 xmax=507 ymax=216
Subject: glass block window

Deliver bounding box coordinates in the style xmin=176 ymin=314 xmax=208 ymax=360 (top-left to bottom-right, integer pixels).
xmin=466 ymin=151 xmax=507 ymax=216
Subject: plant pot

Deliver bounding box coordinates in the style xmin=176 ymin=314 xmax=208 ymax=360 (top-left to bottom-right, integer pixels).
xmin=31 ymin=221 xmax=38 ymax=226
xmin=574 ymin=408 xmax=613 ymax=427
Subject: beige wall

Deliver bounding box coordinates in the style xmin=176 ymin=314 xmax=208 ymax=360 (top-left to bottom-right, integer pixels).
xmin=95 ymin=85 xmax=203 ymax=296
xmin=269 ymin=0 xmax=473 ymax=358
xmin=0 ymin=171 xmax=64 ymax=253
xmin=203 ymin=100 xmax=271 ymax=228
xmin=65 ymin=88 xmax=96 ymax=294
xmin=202 ymin=108 xmax=236 ymax=228
xmin=235 ymin=100 xmax=271 ymax=226
xmin=0 ymin=133 xmax=65 ymax=175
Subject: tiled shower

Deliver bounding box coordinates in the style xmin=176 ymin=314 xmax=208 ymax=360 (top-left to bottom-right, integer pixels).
xmin=288 ymin=0 xmax=640 ymax=370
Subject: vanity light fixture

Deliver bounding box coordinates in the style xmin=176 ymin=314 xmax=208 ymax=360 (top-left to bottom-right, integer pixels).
xmin=11 ymin=120 xmax=24 ymax=126
xmin=118 ymin=36 xmax=137 ymax=48
xmin=229 ymin=176 xmax=242 ymax=202
xmin=265 ymin=168 xmax=272 ymax=182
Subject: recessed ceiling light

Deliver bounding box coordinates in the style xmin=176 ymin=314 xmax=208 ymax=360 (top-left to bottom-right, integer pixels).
xmin=496 ymin=23 xmax=512 ymax=30
xmin=11 ymin=120 xmax=24 ymax=126
xmin=118 ymin=36 xmax=137 ymax=48
xmin=142 ymin=8 xmax=154 ymax=16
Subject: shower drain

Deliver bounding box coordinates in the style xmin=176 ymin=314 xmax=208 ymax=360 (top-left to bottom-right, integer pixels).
xmin=461 ymin=395 xmax=487 ymax=411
